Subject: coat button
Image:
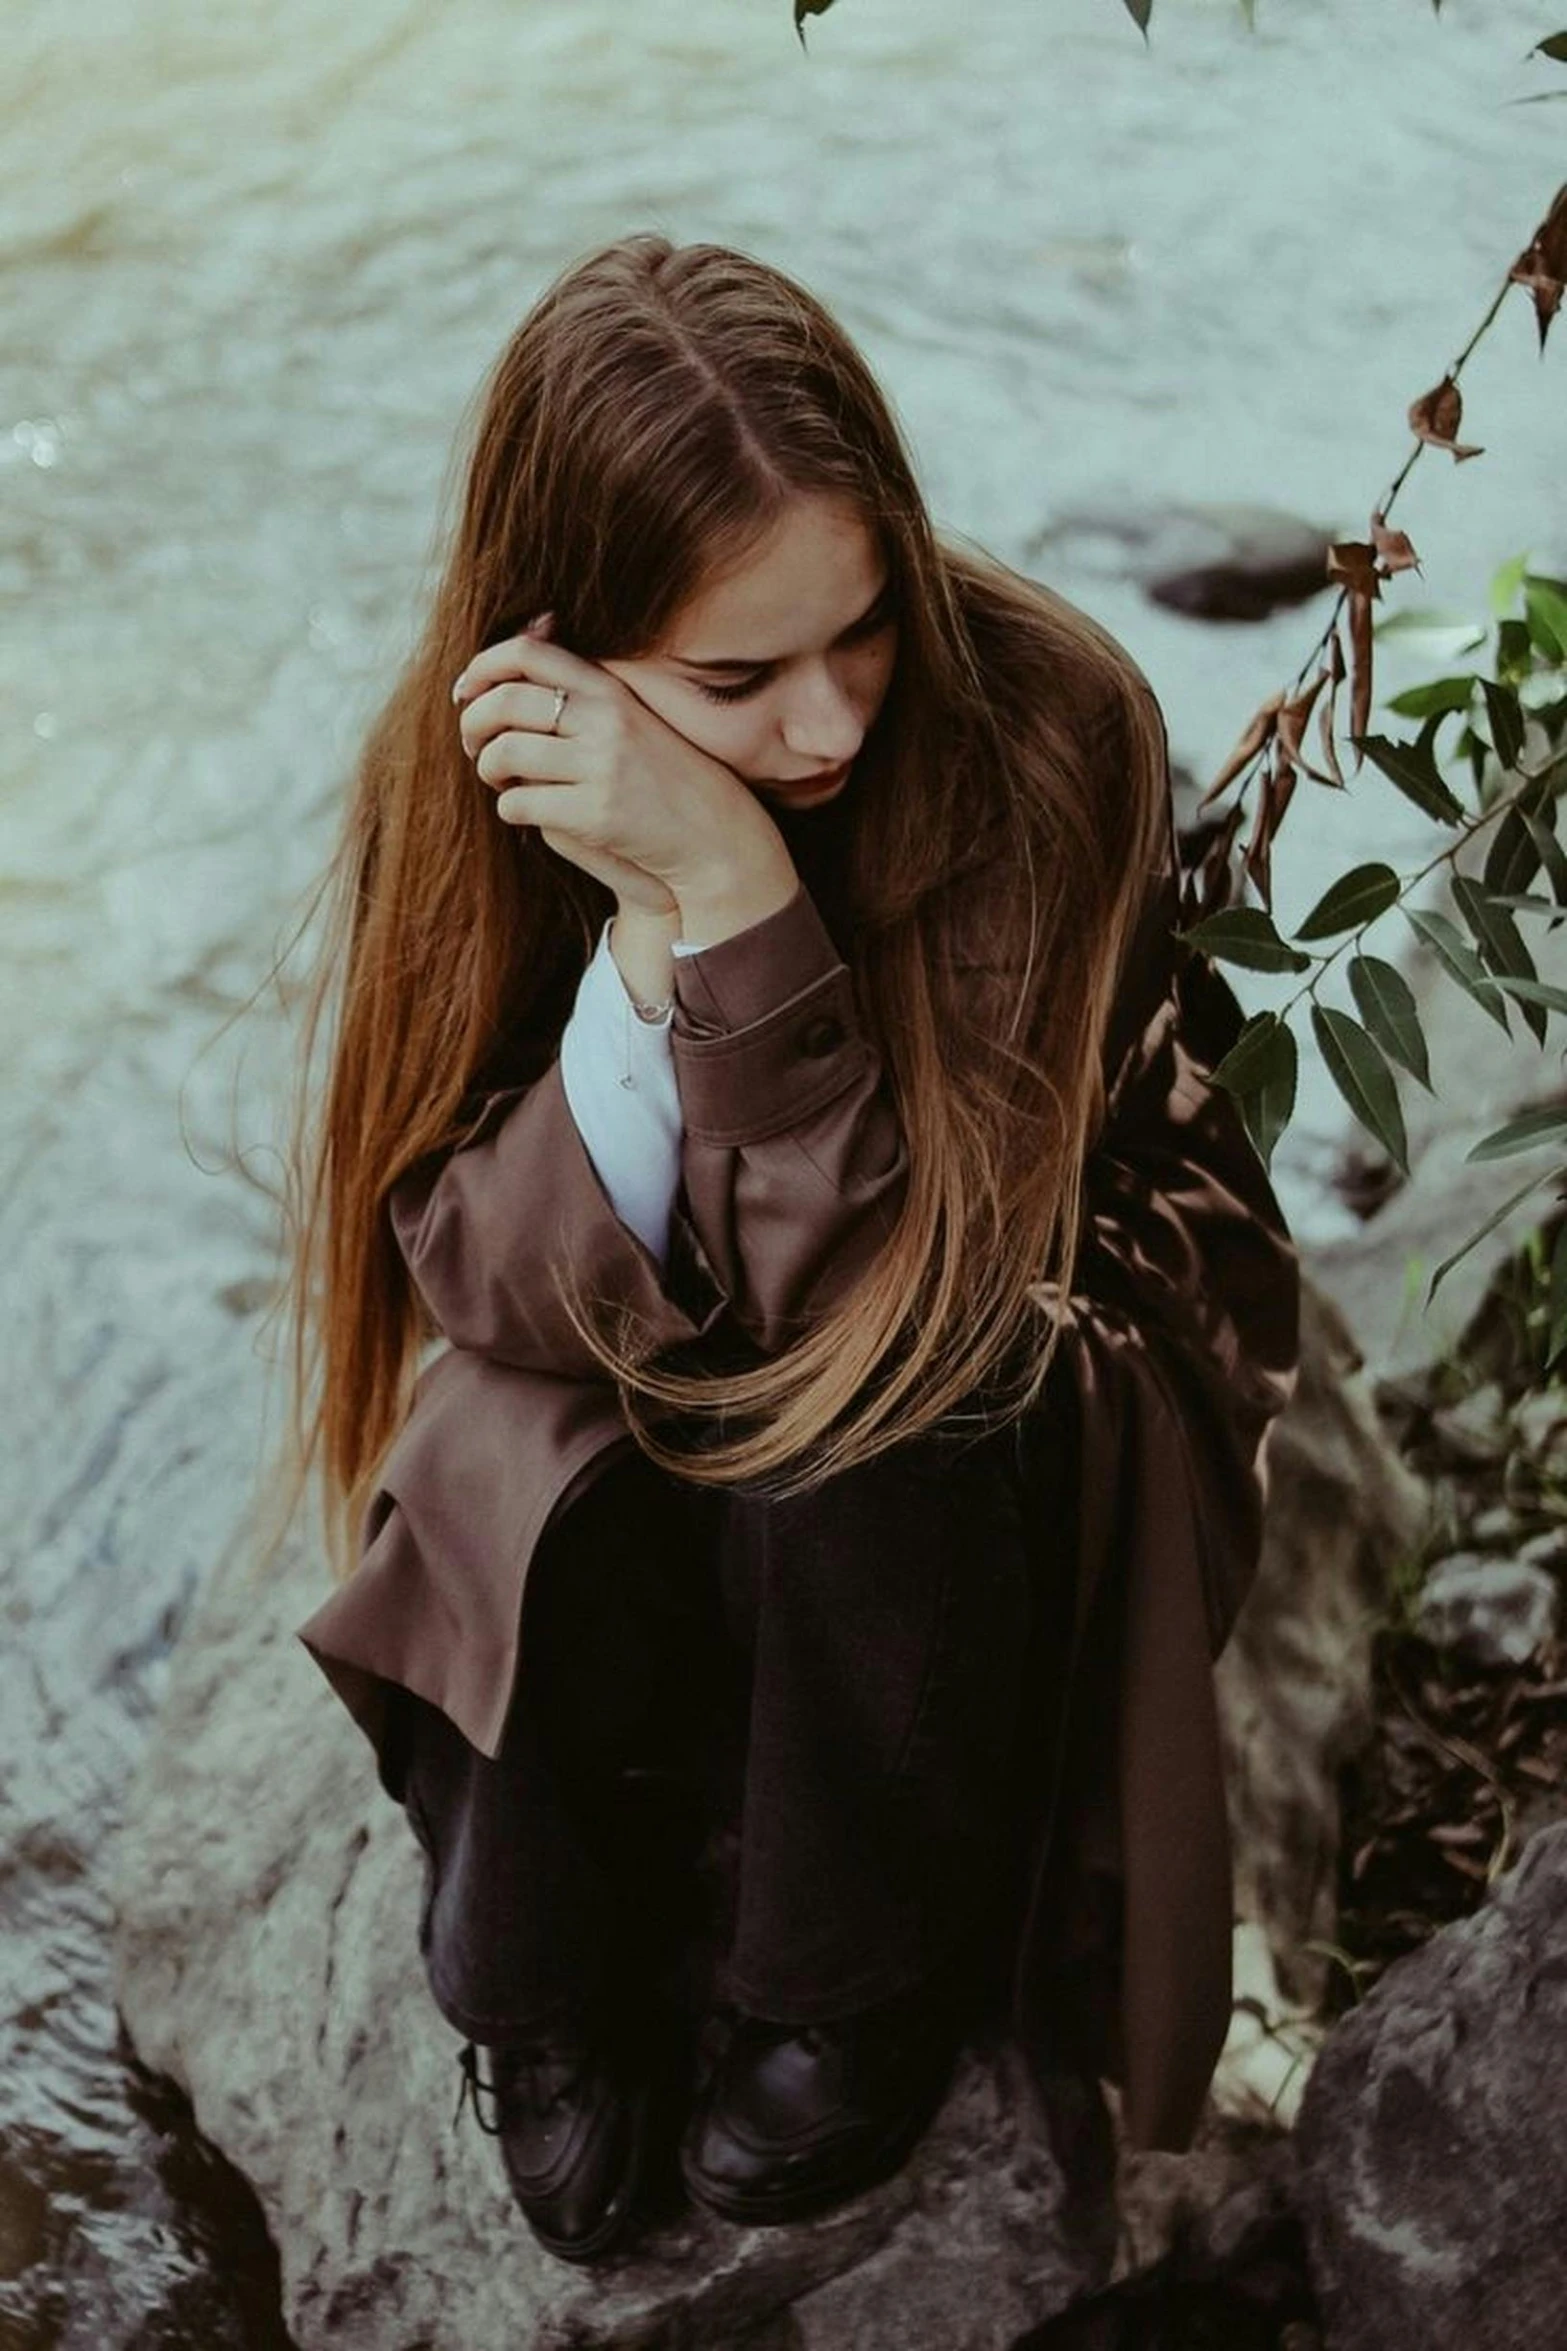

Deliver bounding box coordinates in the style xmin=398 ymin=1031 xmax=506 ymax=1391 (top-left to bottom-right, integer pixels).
xmin=797 ymin=1012 xmax=845 ymax=1057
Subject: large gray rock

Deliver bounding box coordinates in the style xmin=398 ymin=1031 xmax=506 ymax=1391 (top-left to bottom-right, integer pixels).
xmin=1294 ymin=1821 xmax=1567 ymax=2351
xmin=107 ymin=1510 xmax=1111 ymax=2351
xmin=107 ymin=1271 xmax=1420 ymax=2338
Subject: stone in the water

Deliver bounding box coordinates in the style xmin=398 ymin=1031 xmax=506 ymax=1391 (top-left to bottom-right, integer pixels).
xmin=1024 ymin=501 xmax=1333 ymax=621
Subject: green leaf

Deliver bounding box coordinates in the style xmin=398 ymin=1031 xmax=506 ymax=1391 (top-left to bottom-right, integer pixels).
xmin=1495 ymin=974 xmax=1567 ymax=1013
xmin=1483 ymin=803 xmax=1542 ymax=898
xmin=1373 ymin=609 xmax=1486 ymax=649
xmin=1467 ymin=1103 xmax=1567 ymax=1161
xmin=1426 ymin=1167 xmax=1559 ymax=1306
xmin=793 ymin=0 xmax=836 ymax=42
xmin=1497 ymin=619 xmax=1535 ymax=685
xmin=1454 ymin=723 xmax=1487 ymax=799
xmin=1348 ymin=953 xmax=1432 ymax=1089
xmin=1532 ymin=691 xmax=1567 ymax=744
xmin=1178 ymin=907 xmax=1313 ymax=973
xmin=1490 ymin=551 xmax=1530 ymax=616
xmin=1210 ymin=1012 xmax=1297 ymax=1169
xmin=1533 ymin=33 xmax=1567 ymax=62
xmin=1311 ymin=1004 xmax=1410 ymax=1176
xmin=1547 ymin=1219 xmax=1567 ymax=1373
xmin=1485 ymin=894 xmax=1567 ymax=921
xmin=1481 ymin=678 xmax=1526 ymax=770
xmin=1209 ymin=1009 xmax=1287 ymax=1093
xmin=1120 ymin=0 xmax=1153 ymax=28
xmin=1451 ymin=872 xmax=1546 ymax=1044
xmin=1293 ymin=861 xmax=1402 ymax=940
xmin=1402 ymin=904 xmax=1513 ymax=1033
xmin=1386 ymin=675 xmax=1477 ymax=719
xmin=1353 ymin=732 xmax=1466 ymax=825
xmin=1520 ymin=800 xmax=1567 ymax=907
xmin=1525 ymin=579 xmax=1567 ymax=663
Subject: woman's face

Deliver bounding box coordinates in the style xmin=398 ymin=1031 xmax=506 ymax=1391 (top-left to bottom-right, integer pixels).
xmin=601 ymin=494 xmax=899 ymax=813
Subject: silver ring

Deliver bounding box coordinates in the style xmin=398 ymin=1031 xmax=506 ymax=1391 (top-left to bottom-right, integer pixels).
xmin=548 ymin=686 xmax=569 ymax=734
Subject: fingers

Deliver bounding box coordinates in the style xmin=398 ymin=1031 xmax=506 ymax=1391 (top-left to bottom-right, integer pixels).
xmin=457 ymin=678 xmax=575 ymax=763
xmin=474 ymin=728 xmax=580 ymax=796
xmin=452 ymin=613 xmax=601 ymax=707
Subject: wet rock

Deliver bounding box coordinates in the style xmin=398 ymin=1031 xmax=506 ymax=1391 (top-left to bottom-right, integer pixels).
xmin=1415 ymin=1553 xmax=1559 ymax=1668
xmin=1510 ymin=1388 xmax=1567 ymax=1458
xmin=1025 ymin=502 xmax=1332 ymax=621
xmin=1518 ymin=1526 xmax=1567 ymax=1571
xmin=107 ymin=1522 xmax=1112 ymax=2351
xmin=1429 ymin=1381 xmax=1510 ymax=1469
xmin=1294 ymin=1822 xmax=1567 ymax=2351
xmin=107 ymin=1284 xmax=1395 ymax=2343
xmin=1509 ymin=1389 xmax=1567 ymax=1492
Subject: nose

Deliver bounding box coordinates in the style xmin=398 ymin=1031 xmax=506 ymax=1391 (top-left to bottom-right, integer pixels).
xmin=779 ymin=660 xmax=863 ymax=768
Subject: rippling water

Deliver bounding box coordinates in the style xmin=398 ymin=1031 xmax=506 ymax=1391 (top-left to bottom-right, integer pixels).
xmin=2 ymin=0 xmax=1561 ymax=2337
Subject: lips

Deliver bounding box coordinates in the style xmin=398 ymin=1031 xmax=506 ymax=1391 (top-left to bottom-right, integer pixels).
xmin=769 ymin=759 xmax=851 ymax=798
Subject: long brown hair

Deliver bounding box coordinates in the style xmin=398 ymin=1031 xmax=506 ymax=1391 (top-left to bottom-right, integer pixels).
xmin=253 ymin=233 xmax=1171 ymax=1585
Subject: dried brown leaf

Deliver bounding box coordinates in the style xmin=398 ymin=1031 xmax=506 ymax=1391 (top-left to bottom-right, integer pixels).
xmin=1427 ymin=1819 xmax=1488 ymax=1848
xmin=1408 ymin=374 xmax=1484 ymax=461
xmin=1437 ymin=1847 xmax=1489 ymax=1882
xmin=1326 ymin=540 xmax=1384 ymax=600
xmin=1196 ymin=797 xmax=1246 ymax=916
xmin=1509 ymin=182 xmax=1567 ymax=354
xmin=1349 ymin=589 xmax=1375 ymax=751
xmin=1201 ymin=692 xmax=1284 ymax=808
xmin=1317 ymin=631 xmax=1348 ymax=788
xmin=1241 ymin=758 xmax=1297 ymax=907
xmin=1370 ymin=509 xmax=1421 ymax=576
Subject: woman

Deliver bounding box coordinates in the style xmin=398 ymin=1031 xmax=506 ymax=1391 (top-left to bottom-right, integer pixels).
xmin=275 ymin=233 xmax=1301 ymax=2265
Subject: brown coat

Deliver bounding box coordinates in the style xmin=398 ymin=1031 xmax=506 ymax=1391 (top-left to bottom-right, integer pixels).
xmin=296 ymin=691 xmax=1301 ymax=2156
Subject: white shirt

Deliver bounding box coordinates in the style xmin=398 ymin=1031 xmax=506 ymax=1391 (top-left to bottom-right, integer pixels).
xmin=557 ymin=917 xmax=702 ymax=1270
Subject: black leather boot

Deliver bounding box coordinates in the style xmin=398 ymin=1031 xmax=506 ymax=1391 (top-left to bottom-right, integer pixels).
xmin=453 ymin=2009 xmax=651 ymax=2263
xmin=678 ymin=1980 xmax=962 ymax=2226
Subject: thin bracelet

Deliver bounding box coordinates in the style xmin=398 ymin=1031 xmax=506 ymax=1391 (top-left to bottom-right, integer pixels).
xmin=610 ymin=913 xmax=676 ymax=1088
xmin=619 ymin=989 xmax=674 ymax=1088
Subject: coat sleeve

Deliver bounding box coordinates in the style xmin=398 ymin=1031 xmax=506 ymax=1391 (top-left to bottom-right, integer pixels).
xmin=667 ymin=881 xmax=912 ymax=1357
xmin=387 ymin=1049 xmax=734 ymax=1378
xmin=386 ymin=879 xmax=911 ymax=1376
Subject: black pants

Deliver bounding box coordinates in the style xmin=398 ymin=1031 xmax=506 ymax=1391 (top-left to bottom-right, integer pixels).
xmin=384 ymin=1382 xmax=1083 ymax=2049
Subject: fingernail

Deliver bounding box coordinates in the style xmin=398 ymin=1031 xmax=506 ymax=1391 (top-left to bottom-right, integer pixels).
xmin=451 ymin=676 xmax=467 ymax=703
xmin=525 ymin=610 xmax=554 ymax=634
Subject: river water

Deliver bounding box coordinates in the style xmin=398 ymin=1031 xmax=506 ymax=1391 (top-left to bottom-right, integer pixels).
xmin=1 ymin=0 xmax=1561 ymax=2339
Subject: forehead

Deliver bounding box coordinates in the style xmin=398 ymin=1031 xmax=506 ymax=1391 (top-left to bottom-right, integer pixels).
xmin=663 ymin=495 xmax=884 ymax=660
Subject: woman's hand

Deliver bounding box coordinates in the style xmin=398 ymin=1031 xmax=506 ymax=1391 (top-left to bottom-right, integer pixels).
xmin=453 ymin=613 xmax=786 ymax=917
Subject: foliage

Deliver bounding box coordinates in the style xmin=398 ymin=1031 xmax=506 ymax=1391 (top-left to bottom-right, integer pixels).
xmin=1188 ymin=553 xmax=1567 ymax=1272
xmin=787 ymin=0 xmax=1567 ymax=1311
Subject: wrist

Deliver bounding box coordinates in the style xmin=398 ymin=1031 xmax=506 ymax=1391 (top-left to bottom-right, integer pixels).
xmin=607 ymin=909 xmax=677 ymax=1015
xmin=673 ymin=846 xmax=799 ymax=948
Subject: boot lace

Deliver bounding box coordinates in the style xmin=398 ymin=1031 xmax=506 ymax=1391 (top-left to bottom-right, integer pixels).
xmin=451 ymin=2034 xmax=588 ymax=2133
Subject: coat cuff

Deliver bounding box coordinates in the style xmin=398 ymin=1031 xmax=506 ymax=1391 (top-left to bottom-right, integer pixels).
xmin=670 ymin=882 xmax=873 ymax=1149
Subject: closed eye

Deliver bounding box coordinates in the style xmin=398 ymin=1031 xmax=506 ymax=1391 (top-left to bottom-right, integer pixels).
xmin=691 ymin=587 xmax=899 ymax=705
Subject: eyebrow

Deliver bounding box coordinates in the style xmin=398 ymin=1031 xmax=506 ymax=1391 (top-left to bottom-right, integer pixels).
xmin=672 ymin=576 xmax=895 ymax=674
